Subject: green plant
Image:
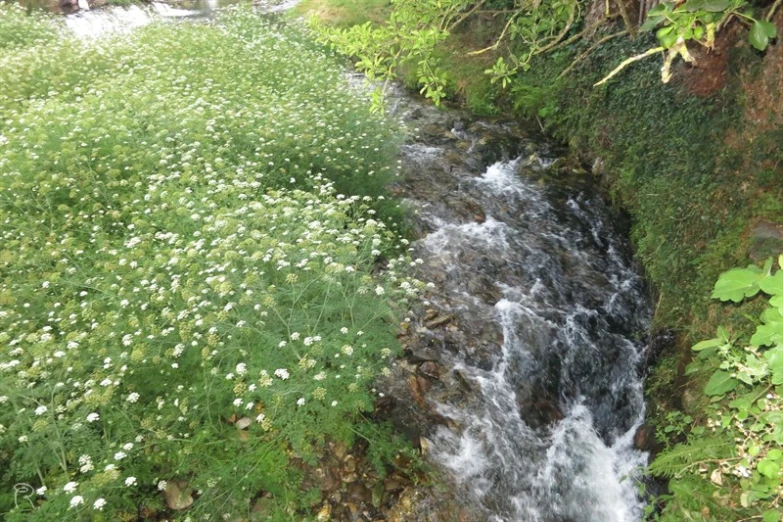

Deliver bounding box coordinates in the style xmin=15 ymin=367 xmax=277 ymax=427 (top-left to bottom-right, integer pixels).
xmin=650 ymin=256 xmax=783 ymax=521
xmin=310 ymin=0 xmax=583 ymax=111
xmin=0 ymin=1 xmax=61 ymax=50
xmin=597 ymin=0 xmax=778 ymax=85
xmin=0 ymin=6 xmax=426 ymax=520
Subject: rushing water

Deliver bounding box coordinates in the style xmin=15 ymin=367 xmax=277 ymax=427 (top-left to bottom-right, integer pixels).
xmin=61 ymin=7 xmax=652 ymax=520
xmin=385 ymin=93 xmax=653 ymax=522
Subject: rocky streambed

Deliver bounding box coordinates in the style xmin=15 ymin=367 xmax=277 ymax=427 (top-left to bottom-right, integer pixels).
xmin=375 ymin=85 xmax=654 ymax=522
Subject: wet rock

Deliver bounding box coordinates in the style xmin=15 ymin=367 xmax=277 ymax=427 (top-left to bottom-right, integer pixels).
xmin=343 ymin=454 xmax=356 ymax=473
xmin=59 ymin=0 xmax=79 ymax=12
xmin=347 ymin=482 xmax=372 ymax=503
xmin=408 ymin=374 xmax=430 ymax=408
xmin=331 ymin=441 xmax=347 ymax=460
xmin=452 ymin=370 xmax=473 ymax=392
xmin=163 ymin=480 xmax=194 ymax=511
xmin=384 ymin=478 xmax=404 ymax=493
xmin=633 ymin=423 xmax=664 ymax=457
xmin=417 ymin=361 xmax=442 ymax=380
xmin=342 ymin=472 xmax=359 ymax=484
xmin=749 ymin=221 xmax=783 ymax=261
xmin=518 ymin=396 xmax=564 ymax=429
xmin=404 ymin=346 xmax=440 ymax=363
xmin=425 ymin=315 xmax=453 ymax=329
xmin=643 ymin=329 xmax=676 ymax=372
xmin=315 ymin=503 xmax=332 ymax=521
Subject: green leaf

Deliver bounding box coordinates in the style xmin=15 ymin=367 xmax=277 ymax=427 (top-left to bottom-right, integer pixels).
xmin=762 ymin=509 xmax=780 ymax=522
xmin=759 ymin=20 xmax=778 ymax=38
xmin=757 ymin=458 xmax=780 ymax=478
xmin=657 ymin=26 xmax=679 ymax=48
xmin=692 ymin=337 xmax=723 ymax=351
xmin=711 ymin=267 xmax=762 ymax=302
xmin=648 ymin=3 xmax=670 ymax=16
xmin=771 ymin=295 xmax=783 ymax=315
xmin=750 ymin=21 xmax=771 ymax=51
xmin=759 ymin=270 xmax=783 ymax=296
xmin=762 ymin=411 xmax=783 ymax=426
xmin=764 ymin=346 xmax=783 ymax=385
xmin=767 ymin=449 xmax=783 ymax=461
xmin=700 ymin=0 xmax=731 ymax=11
xmin=640 ymin=15 xmax=664 ymax=33
xmin=704 ymin=370 xmax=739 ymax=396
xmin=751 ymin=311 xmax=783 ymax=346
xmin=684 ymin=0 xmax=706 ymax=11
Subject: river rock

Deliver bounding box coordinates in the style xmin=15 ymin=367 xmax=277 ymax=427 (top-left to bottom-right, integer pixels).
xmin=404 ymin=346 xmax=440 ymax=363
xmin=518 ymin=396 xmax=565 ymax=429
xmin=59 ymin=0 xmax=79 ymax=12
xmin=633 ymin=423 xmax=663 ymax=455
xmin=749 ymin=221 xmax=783 ymax=261
xmin=417 ymin=361 xmax=442 ymax=380
xmin=425 ymin=314 xmax=453 ymax=329
xmin=163 ymin=480 xmax=194 ymax=511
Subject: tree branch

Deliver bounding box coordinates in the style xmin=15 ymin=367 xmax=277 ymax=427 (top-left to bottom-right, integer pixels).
xmin=767 ymin=0 xmax=782 ymax=21
xmin=446 ymin=0 xmax=492 ymax=32
xmin=594 ymin=46 xmax=665 ymax=86
xmin=615 ymin=0 xmax=637 ymax=39
xmin=466 ymin=9 xmax=522 ymax=55
xmin=532 ymin=3 xmax=578 ymax=56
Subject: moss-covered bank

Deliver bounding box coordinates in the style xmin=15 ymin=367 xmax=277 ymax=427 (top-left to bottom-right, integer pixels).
xmin=295 ymin=1 xmax=783 ymax=519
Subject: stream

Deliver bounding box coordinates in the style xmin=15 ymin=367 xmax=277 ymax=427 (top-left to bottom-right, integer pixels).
xmin=385 ymin=91 xmax=653 ymax=522
xmin=61 ymin=5 xmax=653 ymax=521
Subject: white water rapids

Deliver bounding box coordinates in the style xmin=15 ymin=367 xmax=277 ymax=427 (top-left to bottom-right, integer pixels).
xmin=396 ymin=119 xmax=652 ymax=521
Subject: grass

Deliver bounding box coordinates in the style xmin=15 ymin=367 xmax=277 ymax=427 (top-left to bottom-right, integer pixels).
xmin=0 ymin=4 xmax=426 ymax=520
xmin=292 ymin=0 xmax=390 ymax=27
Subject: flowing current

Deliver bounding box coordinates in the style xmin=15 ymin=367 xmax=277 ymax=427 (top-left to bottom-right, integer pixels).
xmin=389 ymin=98 xmax=653 ymax=522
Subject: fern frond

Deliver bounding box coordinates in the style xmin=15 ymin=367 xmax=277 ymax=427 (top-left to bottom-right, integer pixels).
xmin=648 ymin=437 xmax=735 ymax=478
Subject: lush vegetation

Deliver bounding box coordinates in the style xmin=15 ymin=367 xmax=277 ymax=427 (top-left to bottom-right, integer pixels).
xmin=0 ymin=4 xmax=425 ymax=520
xmin=649 ymin=258 xmax=783 ymax=521
xmin=310 ymin=0 xmax=779 ymax=110
xmin=300 ymin=0 xmax=783 ymax=520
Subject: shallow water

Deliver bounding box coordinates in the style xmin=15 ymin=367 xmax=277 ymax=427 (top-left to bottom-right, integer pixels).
xmin=384 ymin=88 xmax=653 ymax=521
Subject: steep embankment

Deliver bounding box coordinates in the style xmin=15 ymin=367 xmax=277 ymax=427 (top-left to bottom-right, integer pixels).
xmin=296 ymin=1 xmax=783 ymax=520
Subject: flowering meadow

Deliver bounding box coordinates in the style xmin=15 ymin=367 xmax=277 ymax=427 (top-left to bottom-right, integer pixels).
xmin=0 ymin=4 xmax=427 ymax=520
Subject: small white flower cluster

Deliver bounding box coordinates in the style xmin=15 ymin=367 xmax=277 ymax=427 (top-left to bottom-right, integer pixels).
xmin=0 ymin=6 xmax=436 ymax=520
